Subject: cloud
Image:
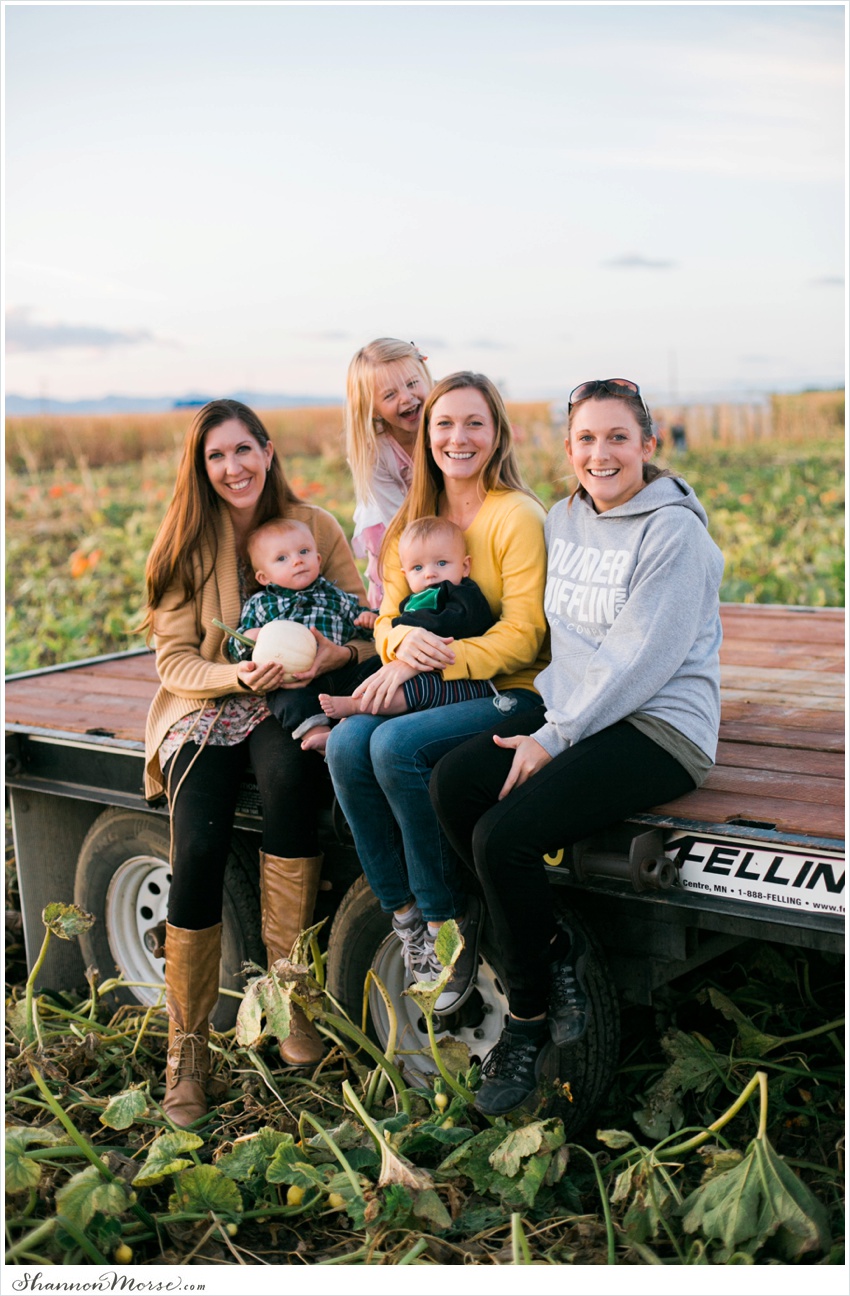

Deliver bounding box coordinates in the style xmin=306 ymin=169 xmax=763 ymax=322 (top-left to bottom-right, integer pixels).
xmin=466 ymin=338 xmax=511 ymax=351
xmin=810 ymin=275 xmax=844 ymax=287
xmin=603 ymin=254 xmax=677 ymax=270
xmin=6 ymin=306 xmax=156 ymax=354
xmin=740 ymin=355 xmax=772 ymax=364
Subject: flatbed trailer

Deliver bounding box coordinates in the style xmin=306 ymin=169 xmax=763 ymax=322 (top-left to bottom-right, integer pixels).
xmin=5 ymin=602 xmax=845 ymax=1129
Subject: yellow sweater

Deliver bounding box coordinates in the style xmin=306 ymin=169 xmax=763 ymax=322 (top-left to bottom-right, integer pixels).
xmin=144 ymin=502 xmax=374 ymax=800
xmin=377 ymin=490 xmax=549 ymax=694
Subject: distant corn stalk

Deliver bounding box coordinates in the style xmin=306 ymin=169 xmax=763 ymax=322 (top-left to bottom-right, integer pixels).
xmin=5 ymin=391 xmax=842 ymax=471
xmin=4 ymin=406 xmax=346 ymax=472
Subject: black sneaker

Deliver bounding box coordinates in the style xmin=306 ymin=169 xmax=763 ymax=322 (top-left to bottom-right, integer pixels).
xmin=548 ymin=926 xmax=589 ymax=1047
xmin=431 ymin=893 xmax=483 ymax=1014
xmin=474 ymin=1025 xmax=548 ymax=1116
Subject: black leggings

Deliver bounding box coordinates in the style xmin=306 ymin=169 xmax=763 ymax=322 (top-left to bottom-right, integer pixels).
xmin=430 ymin=707 xmax=695 ymax=1017
xmin=164 ymin=717 xmax=330 ymax=929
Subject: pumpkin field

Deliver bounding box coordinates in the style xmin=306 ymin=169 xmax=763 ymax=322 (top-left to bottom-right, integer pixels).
xmin=3 ymin=390 xmax=846 ymax=1273
xmin=3 ymin=391 xmax=845 ymax=675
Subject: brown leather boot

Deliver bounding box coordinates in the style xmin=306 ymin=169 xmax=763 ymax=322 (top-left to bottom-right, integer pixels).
xmin=259 ymin=851 xmax=324 ymax=1067
xmin=163 ymin=922 xmax=222 ymax=1127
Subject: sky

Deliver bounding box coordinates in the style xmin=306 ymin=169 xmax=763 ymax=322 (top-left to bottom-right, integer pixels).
xmin=3 ymin=1 xmax=846 ymax=405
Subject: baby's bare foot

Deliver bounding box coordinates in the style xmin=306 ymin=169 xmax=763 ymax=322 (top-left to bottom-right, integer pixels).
xmin=301 ymin=725 xmax=331 ymax=753
xmin=319 ymin=693 xmax=362 ymax=720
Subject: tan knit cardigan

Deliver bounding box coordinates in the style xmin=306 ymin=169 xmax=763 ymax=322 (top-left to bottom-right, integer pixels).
xmin=144 ymin=502 xmax=374 ymax=800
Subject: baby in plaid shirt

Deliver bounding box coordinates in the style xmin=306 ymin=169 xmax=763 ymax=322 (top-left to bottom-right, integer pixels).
xmin=228 ymin=517 xmax=380 ymax=752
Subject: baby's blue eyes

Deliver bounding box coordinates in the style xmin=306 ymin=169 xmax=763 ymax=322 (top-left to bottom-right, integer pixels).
xmin=274 ymin=548 xmax=311 ymax=562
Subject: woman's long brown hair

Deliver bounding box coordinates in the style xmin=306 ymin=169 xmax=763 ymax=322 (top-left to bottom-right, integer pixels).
xmin=141 ymin=400 xmax=300 ymax=640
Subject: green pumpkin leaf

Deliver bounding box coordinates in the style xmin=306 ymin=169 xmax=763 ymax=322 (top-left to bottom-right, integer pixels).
xmin=235 ymin=966 xmax=292 ymax=1049
xmin=5 ymin=1124 xmax=73 ymax=1194
xmin=697 ymin=1145 xmax=745 ymax=1183
xmin=622 ymin=1162 xmax=677 ymax=1244
xmin=434 ymin=919 xmax=462 ymax=969
xmin=265 ymin=1136 xmax=327 ymax=1188
xmin=412 ymin=1187 xmax=452 ymax=1232
xmin=437 ymin=1120 xmax=561 ymax=1210
xmin=434 ymin=1034 xmax=471 ymax=1077
xmin=100 ymin=1087 xmax=148 ymax=1130
xmin=55 ymin=1166 xmax=131 ymax=1230
xmin=596 ymin=1128 xmax=636 ymax=1150
xmin=438 ymin=1125 xmax=505 ymax=1183
xmin=216 ymin=1127 xmax=292 ymax=1181
xmin=378 ymin=1182 xmax=414 ymax=1225
xmin=6 ymin=999 xmax=30 ymax=1044
xmin=543 ymin=1144 xmax=571 ymax=1186
xmin=305 ymin=1118 xmax=364 ymax=1154
xmin=168 ymin=1164 xmax=243 ymax=1220
xmin=404 ymin=919 xmax=463 ymax=1015
xmin=5 ymin=1132 xmax=44 ymax=1194
xmin=705 ymin=989 xmax=785 ymax=1057
xmin=680 ymin=1134 xmax=831 ymax=1261
xmin=289 ymin=917 xmax=327 ymax=967
xmin=42 ymin=902 xmax=95 ymax=941
xmin=132 ymin=1129 xmax=203 ymax=1187
xmin=6 ymin=1121 xmax=70 ymax=1148
xmin=489 ymin=1119 xmax=564 ymax=1179
xmin=633 ymin=1029 xmax=725 ymax=1140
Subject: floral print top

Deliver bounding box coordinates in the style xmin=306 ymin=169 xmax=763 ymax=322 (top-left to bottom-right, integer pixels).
xmin=158 ymin=557 xmax=271 ymax=773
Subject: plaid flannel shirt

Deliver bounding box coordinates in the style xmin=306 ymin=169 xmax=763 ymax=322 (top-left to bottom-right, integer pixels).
xmin=228 ymin=576 xmax=374 ymax=662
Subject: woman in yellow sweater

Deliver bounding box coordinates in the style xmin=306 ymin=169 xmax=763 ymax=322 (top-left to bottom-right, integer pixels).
xmin=326 ymin=373 xmax=548 ymax=1014
xmin=143 ymin=399 xmax=373 ymax=1125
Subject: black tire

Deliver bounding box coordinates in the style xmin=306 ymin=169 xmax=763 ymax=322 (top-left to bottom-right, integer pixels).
xmin=326 ymin=874 xmax=620 ymax=1137
xmin=73 ymin=808 xmax=264 ymax=1030
xmin=541 ymin=894 xmax=620 ymax=1136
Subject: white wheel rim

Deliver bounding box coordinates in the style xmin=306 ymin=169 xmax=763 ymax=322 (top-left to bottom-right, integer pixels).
xmin=105 ymin=855 xmax=170 ymax=1004
xmin=368 ymin=933 xmax=508 ymax=1085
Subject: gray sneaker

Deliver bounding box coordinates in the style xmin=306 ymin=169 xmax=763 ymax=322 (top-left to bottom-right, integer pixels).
xmin=429 ymin=893 xmax=483 ymax=1015
xmin=391 ymin=907 xmax=428 ymax=984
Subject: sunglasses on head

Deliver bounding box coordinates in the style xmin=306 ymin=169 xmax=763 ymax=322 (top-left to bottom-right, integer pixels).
xmin=568 ymin=378 xmax=650 ymax=420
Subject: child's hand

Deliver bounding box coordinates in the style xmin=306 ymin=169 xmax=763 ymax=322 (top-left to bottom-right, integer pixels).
xmin=241 ymin=627 xmax=261 ymax=642
xmin=354 ymin=611 xmax=377 ymax=630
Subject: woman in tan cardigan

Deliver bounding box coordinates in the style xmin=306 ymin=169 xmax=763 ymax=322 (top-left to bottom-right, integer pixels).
xmin=143 ymin=399 xmax=373 ymax=1125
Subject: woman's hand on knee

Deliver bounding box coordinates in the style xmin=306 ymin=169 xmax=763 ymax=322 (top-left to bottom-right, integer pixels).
xmin=393 ymin=627 xmax=455 ymax=671
xmin=352 ymin=660 xmax=416 ymax=713
xmin=494 ymin=734 xmax=551 ymax=800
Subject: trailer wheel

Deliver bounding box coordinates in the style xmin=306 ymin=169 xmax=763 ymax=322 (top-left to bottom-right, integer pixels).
xmin=326 ymin=874 xmax=620 ymax=1136
xmin=74 ymin=808 xmax=264 ymax=1030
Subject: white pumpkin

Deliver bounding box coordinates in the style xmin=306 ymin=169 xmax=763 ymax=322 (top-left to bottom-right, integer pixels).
xmin=253 ymin=619 xmax=318 ymax=681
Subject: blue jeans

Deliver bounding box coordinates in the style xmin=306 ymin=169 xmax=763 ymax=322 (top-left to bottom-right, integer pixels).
xmin=325 ymin=689 xmax=540 ymax=921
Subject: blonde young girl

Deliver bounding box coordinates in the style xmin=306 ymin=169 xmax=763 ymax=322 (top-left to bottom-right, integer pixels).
xmin=345 ymin=338 xmax=434 ymax=606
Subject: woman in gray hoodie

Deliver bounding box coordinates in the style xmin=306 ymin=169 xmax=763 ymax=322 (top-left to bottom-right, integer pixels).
xmin=431 ymin=379 xmax=724 ymax=1116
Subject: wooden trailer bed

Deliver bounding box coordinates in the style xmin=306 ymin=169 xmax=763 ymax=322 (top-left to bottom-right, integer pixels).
xmin=5 ymin=604 xmax=845 ymax=844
